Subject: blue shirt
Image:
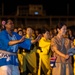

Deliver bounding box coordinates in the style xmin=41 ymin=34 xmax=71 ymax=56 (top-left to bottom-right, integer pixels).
xmin=0 ymin=30 xmax=31 ymax=66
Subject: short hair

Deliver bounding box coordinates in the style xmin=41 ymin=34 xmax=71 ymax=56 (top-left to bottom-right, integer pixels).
xmin=41 ymin=28 xmax=49 ymax=34
xmin=56 ymin=22 xmax=66 ymax=29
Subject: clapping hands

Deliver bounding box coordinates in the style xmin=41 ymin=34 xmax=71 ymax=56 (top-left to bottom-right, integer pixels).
xmin=19 ymin=36 xmax=25 ymax=43
xmin=35 ymin=34 xmax=42 ymax=42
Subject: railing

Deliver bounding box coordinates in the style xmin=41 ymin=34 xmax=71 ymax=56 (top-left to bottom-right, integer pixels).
xmin=0 ymin=16 xmax=75 ymax=28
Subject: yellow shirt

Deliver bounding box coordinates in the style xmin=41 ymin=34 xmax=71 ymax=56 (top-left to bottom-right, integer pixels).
xmin=39 ymin=37 xmax=50 ymax=55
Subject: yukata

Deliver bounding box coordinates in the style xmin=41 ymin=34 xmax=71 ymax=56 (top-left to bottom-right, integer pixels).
xmin=23 ymin=34 xmax=37 ymax=75
xmin=0 ymin=30 xmax=31 ymax=75
xmin=37 ymin=37 xmax=51 ymax=75
xmin=18 ymin=48 xmax=27 ymax=75
xmin=51 ymin=36 xmax=73 ymax=75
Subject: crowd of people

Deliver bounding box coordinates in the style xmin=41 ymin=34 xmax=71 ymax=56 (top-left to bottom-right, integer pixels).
xmin=0 ymin=19 xmax=75 ymax=75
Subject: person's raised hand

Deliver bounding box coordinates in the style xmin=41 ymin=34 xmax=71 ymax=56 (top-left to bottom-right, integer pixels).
xmin=19 ymin=36 xmax=25 ymax=43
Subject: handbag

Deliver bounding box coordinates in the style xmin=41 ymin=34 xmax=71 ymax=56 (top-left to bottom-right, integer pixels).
xmin=50 ymin=56 xmax=57 ymax=68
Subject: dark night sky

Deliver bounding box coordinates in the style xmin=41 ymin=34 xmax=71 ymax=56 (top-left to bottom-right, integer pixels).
xmin=0 ymin=0 xmax=75 ymax=16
